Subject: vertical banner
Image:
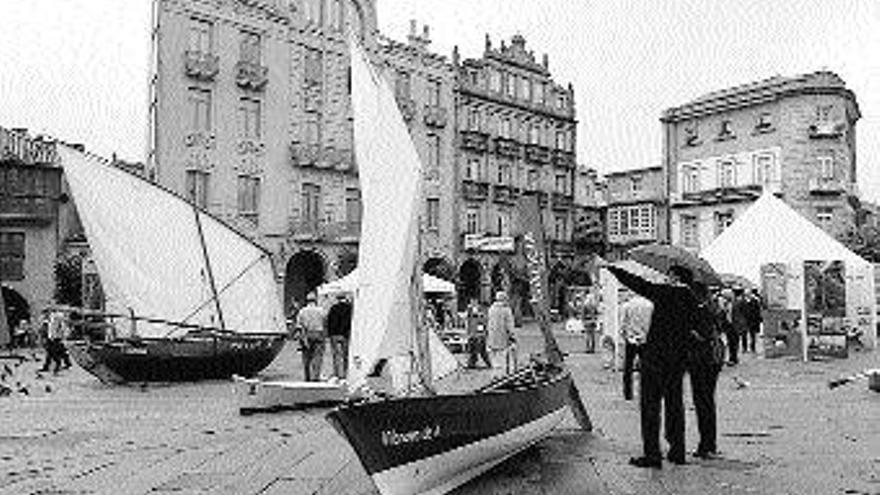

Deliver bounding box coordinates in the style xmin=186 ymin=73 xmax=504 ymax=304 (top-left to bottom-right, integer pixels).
xmin=517 ymin=195 xmax=562 ymax=365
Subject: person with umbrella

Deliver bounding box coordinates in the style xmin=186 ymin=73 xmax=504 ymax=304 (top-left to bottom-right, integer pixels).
xmin=604 ymin=261 xmax=701 ymax=468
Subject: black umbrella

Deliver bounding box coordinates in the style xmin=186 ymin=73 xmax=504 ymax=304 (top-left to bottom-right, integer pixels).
xmin=628 ymin=243 xmax=722 ymax=287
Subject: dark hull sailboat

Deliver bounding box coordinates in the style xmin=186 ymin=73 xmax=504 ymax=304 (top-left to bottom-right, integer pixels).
xmin=57 ymin=146 xmax=289 ymax=385
xmin=328 ymin=364 xmax=573 ymax=495
xmin=69 ymin=333 xmax=286 ymax=384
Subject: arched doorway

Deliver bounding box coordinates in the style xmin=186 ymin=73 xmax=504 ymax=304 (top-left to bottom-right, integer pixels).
xmin=2 ymin=286 xmax=30 ymax=332
xmin=457 ymin=259 xmax=482 ymax=309
xmin=284 ymin=250 xmax=326 ymax=313
xmin=423 ymin=257 xmax=454 ymax=281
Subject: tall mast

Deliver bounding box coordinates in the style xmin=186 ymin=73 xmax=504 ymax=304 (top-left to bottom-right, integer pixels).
xmin=414 ymin=213 xmax=434 ymax=394
xmin=193 ymin=206 xmax=225 ymax=330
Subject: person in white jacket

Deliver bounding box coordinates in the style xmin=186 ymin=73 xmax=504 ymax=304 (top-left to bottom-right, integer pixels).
xmin=486 ymin=291 xmax=516 ymax=375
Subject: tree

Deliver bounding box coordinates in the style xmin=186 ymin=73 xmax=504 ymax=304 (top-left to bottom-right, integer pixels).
xmin=54 ymin=253 xmax=83 ymax=307
xmin=838 ymin=224 xmax=880 ymax=263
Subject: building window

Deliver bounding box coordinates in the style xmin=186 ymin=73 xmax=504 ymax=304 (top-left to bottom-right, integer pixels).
xmin=0 ymin=231 xmax=25 ymax=281
xmin=427 ymin=79 xmax=441 ymax=107
xmin=529 ymin=124 xmax=540 ymax=145
xmin=714 ymin=210 xmax=734 ymax=237
xmin=516 ymin=76 xmax=526 ymax=100
xmin=607 ymin=209 xmax=620 ymax=237
xmin=304 ymin=120 xmax=321 ymax=146
xmin=681 ymin=215 xmax=699 ymax=248
xmin=427 ymin=198 xmax=440 ymax=230
xmin=426 ymin=134 xmax=440 ymax=169
xmin=237 ymin=176 xmax=260 ymax=219
xmin=504 ymin=73 xmax=515 ymax=98
xmin=394 ymin=70 xmax=411 ymax=99
xmin=556 ymin=93 xmax=566 ymax=110
xmin=188 ymin=87 xmax=212 ymax=132
xmin=717 ymin=119 xmax=734 ymax=140
xmin=185 ymin=170 xmax=209 ymax=208
xmin=239 ymin=30 xmax=261 ymax=64
xmin=496 ymin=162 xmax=511 ymax=185
xmin=238 ymin=98 xmax=261 ymax=139
xmin=345 ymin=188 xmax=360 ymax=225
xmin=499 ymin=117 xmax=511 ymax=139
xmin=496 ymin=208 xmax=510 ymax=236
xmin=304 ymin=47 xmax=323 ymax=87
xmin=631 ymin=175 xmax=643 ymax=194
xmin=523 ymin=78 xmax=532 ymax=102
xmin=555 ymin=174 xmax=568 ymax=194
xmin=555 ymin=130 xmax=566 ymax=150
xmin=189 ymin=18 xmax=212 ymax=53
xmin=816 ymin=206 xmax=833 ymax=228
xmin=489 ymin=69 xmax=501 ymax=93
xmin=534 ymin=82 xmax=545 ymax=105
xmin=465 ymin=206 xmax=480 ymax=234
xmin=683 ymin=122 xmax=700 ymax=146
xmin=817 ymin=156 xmax=834 ymax=180
xmin=681 ymin=164 xmax=700 ymax=194
xmin=753 ymin=153 xmax=775 ymax=185
xmin=554 ymin=214 xmax=567 ymax=240
xmin=718 ymin=159 xmax=735 ymax=188
xmin=755 ymin=112 xmax=774 ymax=133
xmin=302 ymin=183 xmax=321 ymax=224
xmin=328 ymin=0 xmax=343 ymax=31
xmin=527 ymin=169 xmax=539 ymax=190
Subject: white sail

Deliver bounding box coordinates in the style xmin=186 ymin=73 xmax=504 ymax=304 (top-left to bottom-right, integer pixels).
xmin=346 ymin=38 xmax=427 ymax=391
xmin=58 ymin=146 xmax=285 ymax=338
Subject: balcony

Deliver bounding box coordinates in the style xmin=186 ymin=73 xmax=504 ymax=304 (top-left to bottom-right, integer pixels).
xmin=552 ymin=149 xmax=576 ymax=169
xmin=183 ymin=50 xmax=219 ymax=81
xmin=523 ymin=189 xmax=548 ymax=207
xmin=461 ymin=232 xmax=516 ymax=253
xmin=678 ymin=184 xmax=763 ymax=205
xmin=548 ymin=239 xmax=574 ymax=258
xmin=808 ymin=121 xmax=845 ymax=139
xmin=808 ymin=178 xmax=856 ymax=196
xmin=423 ymin=105 xmax=448 ymax=128
xmin=289 ymin=142 xmax=320 ymax=167
xmin=551 ymin=192 xmax=574 ymax=211
xmin=0 ymin=196 xmax=56 ymax=226
xmin=524 ymin=144 xmax=552 ymax=165
xmin=395 ymin=96 xmax=416 ymax=122
xmin=460 ymin=130 xmax=489 ymax=153
xmin=462 ymin=180 xmax=490 ymax=201
xmin=234 ymin=60 xmax=268 ymax=91
xmin=492 ymin=184 xmax=517 ymax=204
xmin=493 ymin=137 xmax=521 ymax=159
xmin=289 ymin=219 xmax=361 ymax=243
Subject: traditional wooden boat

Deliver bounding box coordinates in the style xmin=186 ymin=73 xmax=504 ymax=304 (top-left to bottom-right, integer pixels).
xmin=324 ymin=39 xmax=591 ymax=495
xmin=58 ymin=146 xmax=288 ymax=384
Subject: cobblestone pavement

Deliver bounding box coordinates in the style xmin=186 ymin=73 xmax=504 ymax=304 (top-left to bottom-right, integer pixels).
xmin=1 ymin=327 xmax=878 ymax=495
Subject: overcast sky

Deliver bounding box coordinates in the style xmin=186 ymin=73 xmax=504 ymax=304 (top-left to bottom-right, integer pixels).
xmin=1 ymin=1 xmax=878 ymax=201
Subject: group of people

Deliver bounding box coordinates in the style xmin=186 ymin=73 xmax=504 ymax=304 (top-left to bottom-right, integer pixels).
xmin=289 ymin=292 xmax=352 ymax=381
xmin=609 ymin=262 xmax=733 ymax=468
xmin=463 ymin=291 xmax=518 ymax=376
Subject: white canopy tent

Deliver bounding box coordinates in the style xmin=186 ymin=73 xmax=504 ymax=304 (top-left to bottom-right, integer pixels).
xmin=316 ymin=269 xmax=456 ymax=296
xmin=702 ymin=192 xmax=876 ymax=349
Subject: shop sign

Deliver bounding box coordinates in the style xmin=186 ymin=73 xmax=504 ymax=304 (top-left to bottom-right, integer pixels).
xmin=464 ymin=234 xmax=515 ymax=252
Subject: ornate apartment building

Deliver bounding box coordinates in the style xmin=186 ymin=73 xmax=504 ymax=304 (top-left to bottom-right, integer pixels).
xmin=662 ymin=70 xmax=861 ymax=251
xmin=453 ymin=34 xmax=579 ymax=310
xmin=604 ymin=165 xmax=665 ymax=260
xmin=147 ymin=0 xmax=457 ymax=307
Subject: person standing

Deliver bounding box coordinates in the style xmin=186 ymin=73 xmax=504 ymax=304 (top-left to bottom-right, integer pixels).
xmin=742 ymin=289 xmax=762 ymax=353
xmin=40 ymin=309 xmax=70 ymax=373
xmin=465 ymin=299 xmax=490 ymax=369
xmin=687 ymin=283 xmax=726 ymax=459
xmin=619 ymin=292 xmax=653 ymax=401
xmin=729 ymin=288 xmax=749 ymax=364
xmin=294 ymin=293 xmax=327 ymax=381
xmin=486 ymin=291 xmax=517 ymax=375
xmin=605 ymin=263 xmax=698 ymax=468
xmin=326 ymin=294 xmax=353 ymax=379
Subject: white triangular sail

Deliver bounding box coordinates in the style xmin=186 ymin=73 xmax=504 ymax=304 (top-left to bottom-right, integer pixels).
xmin=58 ymin=146 xmax=285 ymax=338
xmin=346 ymin=38 xmax=455 ymax=391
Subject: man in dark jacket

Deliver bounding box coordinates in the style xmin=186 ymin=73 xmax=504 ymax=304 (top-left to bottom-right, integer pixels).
xmin=606 ymin=263 xmax=698 ymax=468
xmin=326 ymin=294 xmax=353 ymax=379
xmin=687 ymin=284 xmax=726 ymax=459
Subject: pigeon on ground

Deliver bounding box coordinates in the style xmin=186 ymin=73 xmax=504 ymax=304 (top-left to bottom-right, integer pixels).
xmin=732 ymin=376 xmax=750 ymax=389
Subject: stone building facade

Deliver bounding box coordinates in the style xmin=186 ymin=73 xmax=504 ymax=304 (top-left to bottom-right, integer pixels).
xmin=147 ymin=0 xmax=457 ymax=308
xmin=0 ymin=127 xmax=65 ymax=324
xmin=661 ymin=70 xmax=861 ymax=251
xmin=604 ymin=165 xmax=665 ymax=260
xmin=453 ymin=34 xmax=578 ymax=311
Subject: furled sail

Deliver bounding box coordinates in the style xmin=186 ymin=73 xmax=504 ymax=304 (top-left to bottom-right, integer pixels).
xmin=58 ymin=146 xmax=285 ymax=338
xmin=346 ymin=38 xmax=432 ymax=391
